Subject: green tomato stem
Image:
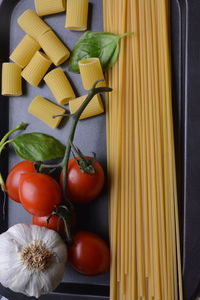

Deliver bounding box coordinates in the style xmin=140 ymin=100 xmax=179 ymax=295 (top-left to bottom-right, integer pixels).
xmin=61 ymin=83 xmax=112 ymax=208
xmin=39 ymin=82 xmax=112 ymax=244
xmin=0 ymin=122 xmax=28 ymax=149
xmin=0 ymin=140 xmax=13 ymax=155
xmin=40 ymin=81 xmax=112 ymax=210
xmin=0 ymin=171 xmax=6 ymax=220
xmin=0 ymin=173 xmax=6 ymax=192
xmin=0 ymin=123 xmax=28 ymax=194
xmin=39 ymin=162 xmax=62 ymax=170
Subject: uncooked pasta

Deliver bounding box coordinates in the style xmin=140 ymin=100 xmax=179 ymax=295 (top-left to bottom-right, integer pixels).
xmin=103 ymin=0 xmax=183 ymax=299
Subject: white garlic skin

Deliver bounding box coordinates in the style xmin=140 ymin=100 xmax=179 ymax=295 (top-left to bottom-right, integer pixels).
xmin=0 ymin=224 xmax=67 ymax=298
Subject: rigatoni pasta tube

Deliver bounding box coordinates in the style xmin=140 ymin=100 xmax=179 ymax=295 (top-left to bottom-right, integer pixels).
xmin=10 ymin=35 xmax=40 ymax=68
xmin=17 ymin=9 xmax=50 ymax=41
xmin=44 ymin=68 xmax=75 ymax=105
xmin=35 ymin=0 xmax=65 ymax=16
xmin=39 ymin=31 xmax=70 ymax=66
xmin=28 ymin=96 xmax=65 ymax=128
xmin=65 ymin=0 xmax=88 ymax=31
xmin=21 ymin=51 xmax=51 ymax=86
xmin=79 ymin=58 xmax=106 ymax=90
xmin=69 ymin=94 xmax=104 ymax=119
xmin=1 ymin=63 xmax=22 ymax=96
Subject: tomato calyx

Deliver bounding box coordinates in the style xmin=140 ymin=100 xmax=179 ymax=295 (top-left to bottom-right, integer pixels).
xmin=70 ymin=142 xmax=96 ymax=175
xmin=76 ymin=157 xmax=96 ymax=175
xmin=33 ymin=162 xmax=42 ymax=173
xmin=34 ymin=161 xmax=58 ymax=175
xmin=48 ymin=205 xmax=73 ymax=245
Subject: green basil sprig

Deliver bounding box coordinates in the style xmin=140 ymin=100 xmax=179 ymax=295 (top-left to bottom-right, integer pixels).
xmin=12 ymin=132 xmax=65 ymax=162
xmin=0 ymin=124 xmax=65 ymax=193
xmin=69 ymin=31 xmax=133 ymax=73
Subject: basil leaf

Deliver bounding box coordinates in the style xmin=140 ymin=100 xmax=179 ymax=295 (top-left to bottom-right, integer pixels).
xmin=69 ymin=31 xmax=132 ymax=73
xmin=12 ymin=133 xmax=65 ymax=162
xmin=105 ymin=43 xmax=119 ymax=71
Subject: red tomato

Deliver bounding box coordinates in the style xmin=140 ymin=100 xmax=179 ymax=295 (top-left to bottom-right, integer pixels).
xmin=19 ymin=173 xmax=62 ymax=216
xmin=60 ymin=157 xmax=105 ymax=203
xmin=69 ymin=231 xmax=110 ymax=275
xmin=6 ymin=160 xmax=35 ymax=203
xmin=32 ymin=212 xmax=76 ymax=235
xmin=32 ymin=215 xmax=66 ymax=235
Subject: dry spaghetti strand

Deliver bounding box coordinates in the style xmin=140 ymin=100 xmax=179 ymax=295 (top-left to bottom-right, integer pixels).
xmin=103 ymin=0 xmax=183 ymax=299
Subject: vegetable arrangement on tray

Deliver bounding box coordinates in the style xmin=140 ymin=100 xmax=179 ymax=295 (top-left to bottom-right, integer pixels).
xmin=0 ymin=0 xmax=132 ymax=298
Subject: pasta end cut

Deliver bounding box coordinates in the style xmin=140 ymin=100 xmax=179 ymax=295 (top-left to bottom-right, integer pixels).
xmin=35 ymin=0 xmax=66 ymax=16
xmin=65 ymin=26 xmax=87 ymax=31
xmin=59 ymin=97 xmax=74 ymax=105
xmin=28 ymin=96 xmax=65 ymax=128
xmin=2 ymin=92 xmax=22 ymax=97
xmin=9 ymin=55 xmax=24 ymax=69
xmin=55 ymin=52 xmax=70 ymax=66
xmin=69 ymin=94 xmax=104 ymax=120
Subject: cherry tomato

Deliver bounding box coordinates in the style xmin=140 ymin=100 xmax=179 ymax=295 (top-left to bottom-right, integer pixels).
xmin=19 ymin=173 xmax=62 ymax=216
xmin=69 ymin=231 xmax=110 ymax=275
xmin=32 ymin=215 xmax=66 ymax=235
xmin=6 ymin=160 xmax=35 ymax=203
xmin=60 ymin=157 xmax=105 ymax=203
xmin=32 ymin=212 xmax=76 ymax=235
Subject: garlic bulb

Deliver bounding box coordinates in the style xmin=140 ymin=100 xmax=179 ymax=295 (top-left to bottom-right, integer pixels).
xmin=0 ymin=224 xmax=67 ymax=298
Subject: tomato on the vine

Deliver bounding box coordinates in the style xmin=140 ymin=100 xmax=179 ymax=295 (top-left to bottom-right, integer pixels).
xmin=69 ymin=231 xmax=110 ymax=275
xmin=19 ymin=173 xmax=62 ymax=216
xmin=60 ymin=157 xmax=105 ymax=203
xmin=32 ymin=215 xmax=66 ymax=235
xmin=32 ymin=212 xmax=76 ymax=235
xmin=6 ymin=160 xmax=35 ymax=203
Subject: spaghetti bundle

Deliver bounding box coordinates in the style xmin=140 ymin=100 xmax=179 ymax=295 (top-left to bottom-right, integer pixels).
xmin=104 ymin=0 xmax=183 ymax=299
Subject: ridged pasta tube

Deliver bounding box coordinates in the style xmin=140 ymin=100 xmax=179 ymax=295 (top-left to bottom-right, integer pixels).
xmin=28 ymin=96 xmax=65 ymax=128
xmin=44 ymin=68 xmax=75 ymax=105
xmin=17 ymin=9 xmax=51 ymax=41
xmin=65 ymin=0 xmax=88 ymax=31
xmin=10 ymin=35 xmax=41 ymax=68
xmin=1 ymin=63 xmax=22 ymax=96
xmin=35 ymin=0 xmax=65 ymax=16
xmin=39 ymin=31 xmax=70 ymax=66
xmin=69 ymin=94 xmax=104 ymax=119
xmin=21 ymin=51 xmax=52 ymax=86
xmin=79 ymin=58 xmax=106 ymax=90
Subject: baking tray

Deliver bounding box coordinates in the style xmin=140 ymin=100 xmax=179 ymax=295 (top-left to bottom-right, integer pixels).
xmin=1 ymin=0 xmax=200 ymax=299
xmin=0 ymin=0 xmax=109 ymax=299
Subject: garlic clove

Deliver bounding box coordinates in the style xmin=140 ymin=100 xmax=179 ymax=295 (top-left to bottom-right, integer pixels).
xmin=10 ymin=223 xmax=32 ymax=246
xmin=0 ymin=234 xmax=23 ymax=283
xmin=24 ymin=273 xmax=44 ymax=298
xmin=6 ymin=267 xmax=32 ymax=296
